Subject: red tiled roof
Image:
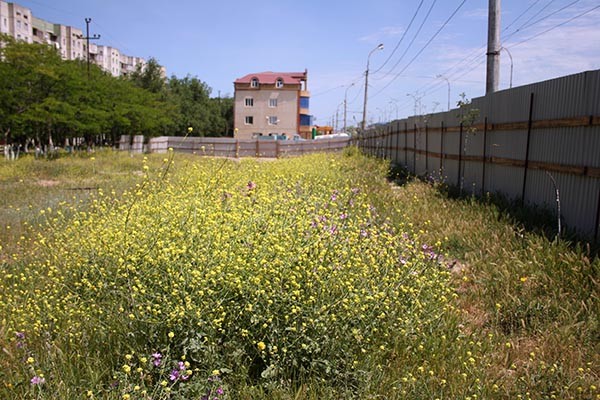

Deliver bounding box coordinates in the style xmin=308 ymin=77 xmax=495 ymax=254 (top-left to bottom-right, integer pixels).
xmin=234 ymin=71 xmax=307 ymax=85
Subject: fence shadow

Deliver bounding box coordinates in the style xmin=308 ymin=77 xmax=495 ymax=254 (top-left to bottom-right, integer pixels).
xmin=388 ymin=163 xmax=600 ymax=256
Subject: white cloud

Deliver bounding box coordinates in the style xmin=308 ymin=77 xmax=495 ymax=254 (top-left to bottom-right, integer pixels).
xmin=502 ymin=9 xmax=600 ymax=86
xmin=359 ymin=26 xmax=405 ymax=42
xmin=462 ymin=8 xmax=488 ymax=20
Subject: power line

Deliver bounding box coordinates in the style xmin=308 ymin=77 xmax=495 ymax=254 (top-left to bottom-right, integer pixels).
xmin=391 ymin=1 xmax=596 ymax=117
xmin=411 ymin=0 xmax=585 ymax=103
xmin=371 ymin=0 xmax=426 ymax=74
xmin=508 ymin=3 xmax=600 ymax=48
xmin=373 ymin=0 xmax=439 ymax=80
xmin=514 ymin=0 xmax=557 ymax=32
xmin=502 ymin=0 xmax=542 ymax=32
xmin=370 ymin=0 xmax=468 ymax=99
xmin=503 ymin=0 xmax=582 ymax=42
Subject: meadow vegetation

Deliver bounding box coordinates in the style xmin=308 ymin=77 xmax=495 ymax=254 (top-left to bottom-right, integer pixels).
xmin=0 ymin=149 xmax=597 ymax=399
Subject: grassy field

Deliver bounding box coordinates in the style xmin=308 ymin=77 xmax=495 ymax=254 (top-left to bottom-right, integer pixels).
xmin=0 ymin=149 xmax=598 ymax=399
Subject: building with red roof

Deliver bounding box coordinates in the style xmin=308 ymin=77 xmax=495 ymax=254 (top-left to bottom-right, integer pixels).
xmin=233 ymin=70 xmax=313 ymax=140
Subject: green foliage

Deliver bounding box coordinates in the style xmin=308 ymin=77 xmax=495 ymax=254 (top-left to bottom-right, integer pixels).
xmin=0 ymin=37 xmax=233 ymax=150
xmin=166 ymin=75 xmax=232 ymax=136
xmin=393 ymin=179 xmax=599 ymax=400
xmin=456 ymin=92 xmax=480 ymax=133
xmin=2 ymin=152 xmax=596 ymax=399
xmin=0 ymin=152 xmax=467 ymax=399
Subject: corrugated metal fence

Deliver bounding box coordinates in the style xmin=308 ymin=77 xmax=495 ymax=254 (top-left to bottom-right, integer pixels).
xmin=357 ymin=69 xmax=600 ymax=240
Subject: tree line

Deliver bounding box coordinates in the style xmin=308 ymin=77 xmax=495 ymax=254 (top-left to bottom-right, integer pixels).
xmin=0 ymin=34 xmax=233 ymax=155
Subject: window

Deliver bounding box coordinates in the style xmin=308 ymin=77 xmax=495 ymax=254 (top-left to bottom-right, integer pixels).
xmin=276 ymin=79 xmax=283 ymax=88
xmin=245 ymin=98 xmax=254 ymax=107
xmin=268 ymin=116 xmax=278 ymax=125
xmin=245 ymin=116 xmax=254 ymax=125
xmin=300 ymin=97 xmax=309 ymax=109
xmin=16 ymin=20 xmax=21 ymax=29
xmin=269 ymin=98 xmax=278 ymax=108
xmin=251 ymin=78 xmax=259 ymax=88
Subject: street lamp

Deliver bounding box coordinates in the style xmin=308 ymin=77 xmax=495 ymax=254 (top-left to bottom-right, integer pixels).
xmin=335 ymin=102 xmax=344 ymax=132
xmin=436 ymin=74 xmax=451 ymax=111
xmin=389 ymin=100 xmax=399 ymax=120
xmin=406 ymin=92 xmax=422 ymax=116
xmin=361 ymin=43 xmax=384 ymax=131
xmin=501 ymin=46 xmax=514 ymax=88
xmin=343 ymin=82 xmax=355 ymax=133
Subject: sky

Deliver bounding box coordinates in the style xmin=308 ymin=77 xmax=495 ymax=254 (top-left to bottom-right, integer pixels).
xmin=16 ymin=0 xmax=600 ymax=130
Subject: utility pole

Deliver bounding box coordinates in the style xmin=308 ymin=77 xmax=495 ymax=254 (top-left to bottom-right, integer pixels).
xmin=343 ymin=83 xmax=354 ymax=133
xmin=78 ymin=18 xmax=101 ymax=79
xmin=361 ymin=43 xmax=384 ymax=131
xmin=486 ymin=0 xmax=500 ymax=94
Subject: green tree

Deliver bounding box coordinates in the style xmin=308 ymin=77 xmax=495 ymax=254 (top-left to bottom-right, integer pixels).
xmin=129 ymin=57 xmax=166 ymax=95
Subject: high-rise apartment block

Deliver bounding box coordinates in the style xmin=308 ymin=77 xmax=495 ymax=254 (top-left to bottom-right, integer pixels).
xmin=0 ymin=0 xmax=149 ymax=77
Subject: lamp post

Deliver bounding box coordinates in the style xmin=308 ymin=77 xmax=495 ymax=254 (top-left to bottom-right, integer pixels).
xmin=501 ymin=46 xmax=514 ymax=88
xmin=335 ymin=102 xmax=344 ymax=132
xmin=361 ymin=43 xmax=384 ymax=131
xmin=436 ymin=74 xmax=451 ymax=111
xmin=389 ymin=100 xmax=399 ymax=120
xmin=343 ymin=82 xmax=355 ymax=133
xmin=406 ymin=92 xmax=422 ymax=116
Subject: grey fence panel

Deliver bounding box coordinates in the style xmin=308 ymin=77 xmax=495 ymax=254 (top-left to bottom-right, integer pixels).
xmin=146 ymin=137 xmax=350 ymax=158
xmin=359 ymin=69 xmax=600 ymax=239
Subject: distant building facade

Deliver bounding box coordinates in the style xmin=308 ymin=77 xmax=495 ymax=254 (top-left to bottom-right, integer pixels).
xmin=0 ymin=1 xmax=32 ymax=43
xmin=233 ymin=70 xmax=313 ymax=140
xmin=0 ymin=0 xmax=149 ymax=77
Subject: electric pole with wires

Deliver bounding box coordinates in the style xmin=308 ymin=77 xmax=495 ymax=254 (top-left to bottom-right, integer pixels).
xmin=78 ymin=18 xmax=101 ymax=79
xmin=486 ymin=0 xmax=501 ymax=94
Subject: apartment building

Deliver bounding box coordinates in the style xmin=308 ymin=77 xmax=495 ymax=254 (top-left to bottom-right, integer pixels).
xmin=233 ymin=70 xmax=313 ymax=140
xmin=0 ymin=1 xmax=32 ymax=43
xmin=1 ymin=0 xmax=148 ymax=77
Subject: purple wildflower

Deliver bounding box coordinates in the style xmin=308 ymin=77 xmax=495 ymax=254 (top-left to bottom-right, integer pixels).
xmin=339 ymin=213 xmax=348 ymax=220
xmin=169 ymin=361 xmax=190 ymax=382
xmin=216 ymin=387 xmax=224 ymax=395
xmin=327 ymin=225 xmax=337 ymax=235
xmin=30 ymin=376 xmax=45 ymax=385
xmin=330 ymin=190 xmax=339 ymax=201
xmin=169 ymin=370 xmax=180 ymax=381
xmin=351 ymin=187 xmax=360 ymax=194
xmin=16 ymin=332 xmax=25 ymax=339
xmin=152 ymin=352 xmax=162 ymax=367
xmin=247 ymin=181 xmax=256 ymax=190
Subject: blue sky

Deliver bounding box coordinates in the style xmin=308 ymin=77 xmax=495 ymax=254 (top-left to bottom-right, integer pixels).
xmin=17 ymin=0 xmax=600 ymax=129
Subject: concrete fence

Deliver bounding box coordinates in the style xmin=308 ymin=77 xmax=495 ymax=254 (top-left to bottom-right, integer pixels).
xmin=357 ymin=69 xmax=600 ymax=240
xmin=120 ymin=135 xmax=350 ymax=158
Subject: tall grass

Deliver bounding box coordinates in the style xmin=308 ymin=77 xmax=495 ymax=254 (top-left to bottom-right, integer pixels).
xmin=0 ymin=149 xmax=597 ymax=399
xmin=392 ymin=178 xmax=599 ymax=399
